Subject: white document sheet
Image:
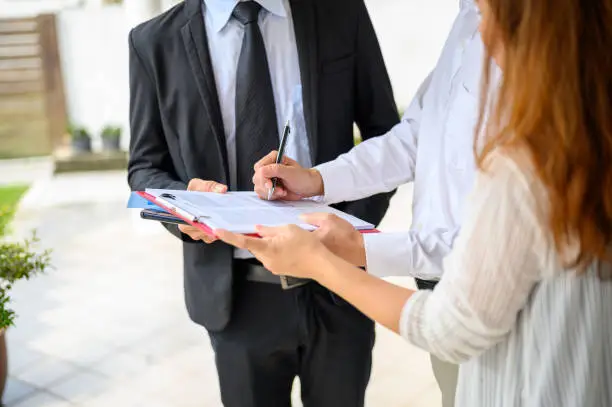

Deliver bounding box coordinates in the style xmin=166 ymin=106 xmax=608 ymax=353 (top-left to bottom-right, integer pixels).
xmin=145 ymin=189 xmax=374 ymax=234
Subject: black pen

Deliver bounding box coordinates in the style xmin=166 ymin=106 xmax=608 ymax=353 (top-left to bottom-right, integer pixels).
xmin=268 ymin=120 xmax=291 ymax=200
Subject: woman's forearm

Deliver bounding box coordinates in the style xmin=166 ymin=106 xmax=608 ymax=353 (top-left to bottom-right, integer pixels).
xmin=315 ymin=252 xmax=416 ymax=333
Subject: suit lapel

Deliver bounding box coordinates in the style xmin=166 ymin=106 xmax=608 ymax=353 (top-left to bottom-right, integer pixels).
xmin=181 ymin=1 xmax=230 ymax=183
xmin=290 ymin=0 xmax=319 ymax=164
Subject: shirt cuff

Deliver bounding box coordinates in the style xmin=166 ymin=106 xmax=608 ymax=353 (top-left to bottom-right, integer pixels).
xmin=363 ymin=232 xmax=416 ymax=278
xmin=364 ymin=233 xmax=400 ymax=277
xmin=314 ymin=160 xmax=354 ymax=205
xmin=364 ymin=231 xmax=446 ymax=281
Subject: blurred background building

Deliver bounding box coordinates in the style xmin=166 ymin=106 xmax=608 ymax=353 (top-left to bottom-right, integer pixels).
xmin=0 ymin=0 xmax=455 ymax=158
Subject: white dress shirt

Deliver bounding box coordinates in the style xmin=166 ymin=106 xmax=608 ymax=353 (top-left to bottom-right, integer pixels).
xmin=203 ymin=0 xmax=311 ymax=257
xmin=316 ymin=2 xmax=485 ymax=280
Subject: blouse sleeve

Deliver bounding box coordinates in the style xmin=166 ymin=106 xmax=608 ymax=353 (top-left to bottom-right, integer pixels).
xmin=399 ymin=152 xmax=550 ymax=364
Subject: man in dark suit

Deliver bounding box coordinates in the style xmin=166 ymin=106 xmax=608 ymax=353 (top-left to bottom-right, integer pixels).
xmin=127 ymin=0 xmax=398 ymax=405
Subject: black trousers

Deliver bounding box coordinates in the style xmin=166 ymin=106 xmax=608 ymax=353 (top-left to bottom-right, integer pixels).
xmin=208 ymin=280 xmax=375 ymax=407
xmin=415 ymin=278 xmax=439 ymax=290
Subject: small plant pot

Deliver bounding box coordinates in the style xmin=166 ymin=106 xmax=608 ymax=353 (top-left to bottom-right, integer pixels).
xmin=0 ymin=330 xmax=6 ymax=405
xmin=102 ymin=137 xmax=121 ymax=152
xmin=71 ymin=137 xmax=92 ymax=154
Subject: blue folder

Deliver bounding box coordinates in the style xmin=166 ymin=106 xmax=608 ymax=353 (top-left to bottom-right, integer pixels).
xmin=126 ymin=191 xmax=161 ymax=210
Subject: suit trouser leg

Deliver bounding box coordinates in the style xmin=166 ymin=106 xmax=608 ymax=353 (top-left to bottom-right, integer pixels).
xmin=208 ymin=280 xmax=374 ymax=407
xmin=209 ymin=281 xmax=298 ymax=407
xmin=430 ymin=354 xmax=459 ymax=407
xmin=298 ymin=285 xmax=375 ymax=407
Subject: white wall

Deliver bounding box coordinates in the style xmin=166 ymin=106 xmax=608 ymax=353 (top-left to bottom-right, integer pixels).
xmin=1 ymin=0 xmax=162 ymax=152
xmin=366 ymin=0 xmax=458 ymax=109
xmin=2 ymin=0 xmax=459 ymax=151
xmin=57 ymin=6 xmax=131 ymax=150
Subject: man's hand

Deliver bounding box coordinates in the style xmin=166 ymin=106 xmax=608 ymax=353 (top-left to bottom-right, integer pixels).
xmin=253 ymin=151 xmax=324 ymax=200
xmin=178 ymin=179 xmax=228 ymax=244
xmin=301 ymin=213 xmax=367 ymax=267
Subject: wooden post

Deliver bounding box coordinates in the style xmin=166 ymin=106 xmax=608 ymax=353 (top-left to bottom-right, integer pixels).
xmin=37 ymin=14 xmax=67 ymax=150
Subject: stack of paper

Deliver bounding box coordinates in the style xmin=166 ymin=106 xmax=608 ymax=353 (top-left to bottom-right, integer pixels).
xmin=129 ymin=189 xmax=376 ymax=235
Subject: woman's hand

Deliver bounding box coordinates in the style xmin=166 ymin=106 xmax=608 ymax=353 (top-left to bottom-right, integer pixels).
xmin=215 ymin=224 xmax=331 ymax=280
xmin=215 ymin=225 xmax=413 ymax=332
xmin=218 ymin=223 xmax=414 ymax=336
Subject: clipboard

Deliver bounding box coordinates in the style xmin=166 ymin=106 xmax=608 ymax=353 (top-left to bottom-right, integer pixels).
xmin=135 ymin=190 xmax=380 ymax=237
xmin=137 ymin=191 xmax=229 ymax=237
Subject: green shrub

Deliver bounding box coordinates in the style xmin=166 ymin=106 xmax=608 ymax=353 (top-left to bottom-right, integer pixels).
xmin=101 ymin=125 xmax=122 ymax=141
xmin=0 ymin=192 xmax=51 ymax=329
xmin=68 ymin=124 xmax=91 ymax=142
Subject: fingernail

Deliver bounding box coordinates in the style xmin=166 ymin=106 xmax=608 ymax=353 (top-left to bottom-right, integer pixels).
xmin=214 ymin=185 xmax=225 ymax=193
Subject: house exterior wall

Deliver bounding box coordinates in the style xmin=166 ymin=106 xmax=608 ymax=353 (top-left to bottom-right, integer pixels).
xmin=1 ymin=0 xmax=457 ymax=152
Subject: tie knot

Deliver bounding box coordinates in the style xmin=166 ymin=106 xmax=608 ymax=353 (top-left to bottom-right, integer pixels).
xmin=232 ymin=1 xmax=262 ymax=26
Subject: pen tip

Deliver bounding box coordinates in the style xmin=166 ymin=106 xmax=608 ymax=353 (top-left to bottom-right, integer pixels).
xmin=285 ymin=119 xmax=290 ymax=127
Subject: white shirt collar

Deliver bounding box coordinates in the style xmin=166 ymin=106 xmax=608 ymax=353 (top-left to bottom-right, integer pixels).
xmin=203 ymin=0 xmax=288 ymax=33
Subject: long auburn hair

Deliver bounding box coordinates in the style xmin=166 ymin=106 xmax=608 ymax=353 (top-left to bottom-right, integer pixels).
xmin=476 ymin=0 xmax=612 ymax=271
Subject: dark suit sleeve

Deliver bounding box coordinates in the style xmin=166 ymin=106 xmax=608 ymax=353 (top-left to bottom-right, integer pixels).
xmin=127 ymin=30 xmax=193 ymax=242
xmin=344 ymin=0 xmax=400 ymax=226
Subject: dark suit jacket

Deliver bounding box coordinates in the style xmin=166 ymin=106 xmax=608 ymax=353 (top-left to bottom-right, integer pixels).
xmin=127 ymin=0 xmax=400 ymax=332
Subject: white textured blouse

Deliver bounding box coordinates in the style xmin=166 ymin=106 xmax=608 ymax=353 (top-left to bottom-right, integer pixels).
xmin=401 ymin=151 xmax=612 ymax=406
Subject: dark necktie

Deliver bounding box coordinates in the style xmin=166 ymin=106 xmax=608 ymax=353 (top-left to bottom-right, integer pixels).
xmin=233 ymin=1 xmax=279 ymax=190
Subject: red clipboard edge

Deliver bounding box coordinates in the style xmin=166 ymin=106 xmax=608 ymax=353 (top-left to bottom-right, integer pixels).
xmin=136 ymin=191 xmax=227 ymax=237
xmin=136 ymin=191 xmax=379 ymax=237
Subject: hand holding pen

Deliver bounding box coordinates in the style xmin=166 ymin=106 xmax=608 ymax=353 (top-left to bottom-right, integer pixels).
xmin=253 ymin=154 xmax=325 ymax=202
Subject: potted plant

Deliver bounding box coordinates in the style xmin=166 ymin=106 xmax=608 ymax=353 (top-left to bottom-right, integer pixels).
xmin=68 ymin=124 xmax=92 ymax=154
xmin=0 ymin=206 xmax=51 ymax=405
xmin=100 ymin=125 xmax=122 ymax=152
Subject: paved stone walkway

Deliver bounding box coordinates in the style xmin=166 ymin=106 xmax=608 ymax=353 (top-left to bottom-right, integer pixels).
xmin=0 ymin=158 xmax=54 ymax=188
xmin=4 ymin=171 xmax=440 ymax=407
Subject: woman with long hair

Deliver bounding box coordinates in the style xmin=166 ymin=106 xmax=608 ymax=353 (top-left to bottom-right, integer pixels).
xmin=217 ymin=0 xmax=612 ymax=405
